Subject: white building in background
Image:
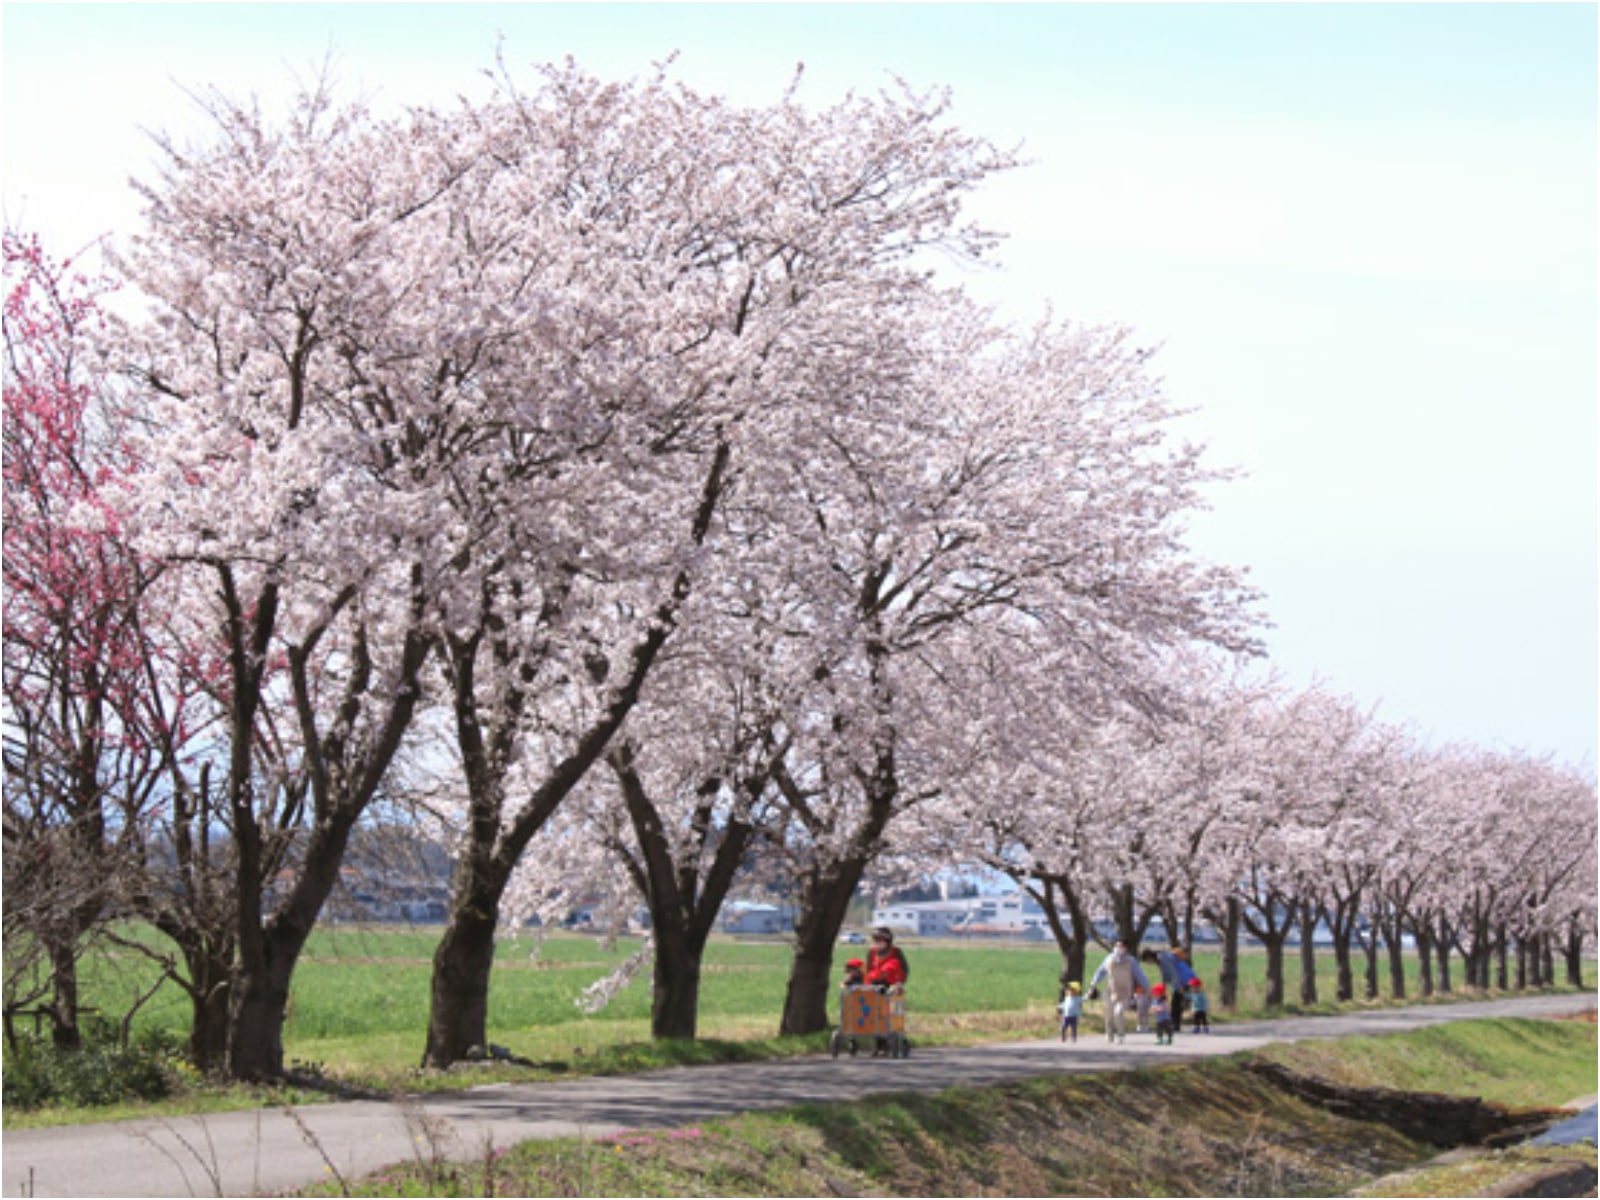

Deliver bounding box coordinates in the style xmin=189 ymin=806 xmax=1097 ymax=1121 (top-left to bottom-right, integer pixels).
xmin=872 ymin=890 xmax=1050 ymax=939
xmin=872 ymin=900 xmax=973 ymax=938
xmin=720 ymin=900 xmax=797 ymax=934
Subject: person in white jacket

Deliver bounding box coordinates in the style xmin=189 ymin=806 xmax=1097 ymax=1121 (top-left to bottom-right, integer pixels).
xmin=1088 ymin=941 xmax=1150 ymax=1043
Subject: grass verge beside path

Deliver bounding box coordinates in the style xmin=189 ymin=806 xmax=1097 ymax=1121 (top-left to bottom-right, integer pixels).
xmin=1254 ymin=1014 xmax=1600 ymax=1109
xmin=1356 ymin=1144 xmax=1599 ymax=1199
xmin=296 ymin=1016 xmax=1598 ymax=1198
xmin=8 ymin=927 xmax=1593 ymax=1128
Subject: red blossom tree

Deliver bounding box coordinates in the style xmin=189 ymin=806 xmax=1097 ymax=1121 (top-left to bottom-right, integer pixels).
xmin=2 ymin=232 xmax=221 ymax=1050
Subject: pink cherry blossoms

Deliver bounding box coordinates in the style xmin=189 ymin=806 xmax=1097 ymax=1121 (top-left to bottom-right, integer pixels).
xmin=3 ymin=55 xmax=1591 ymax=1077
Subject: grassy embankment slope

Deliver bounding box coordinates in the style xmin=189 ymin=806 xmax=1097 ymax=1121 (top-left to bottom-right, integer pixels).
xmin=292 ymin=1015 xmax=1596 ymax=1198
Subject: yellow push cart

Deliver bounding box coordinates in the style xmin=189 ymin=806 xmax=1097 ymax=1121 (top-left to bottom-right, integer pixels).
xmin=829 ymin=985 xmax=910 ymax=1058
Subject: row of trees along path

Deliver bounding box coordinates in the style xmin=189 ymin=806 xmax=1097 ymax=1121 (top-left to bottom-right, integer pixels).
xmin=4 ymin=58 xmax=1592 ymax=1083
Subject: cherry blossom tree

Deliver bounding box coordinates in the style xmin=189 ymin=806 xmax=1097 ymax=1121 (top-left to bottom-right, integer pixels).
xmin=1219 ymin=686 xmax=1385 ymax=1009
xmin=1 ymin=232 xmax=227 ymax=1052
xmin=922 ymin=681 xmax=1153 ymax=990
xmin=110 ymin=80 xmax=530 ymax=1079
xmin=946 ymin=655 xmax=1275 ymax=1007
xmin=1308 ymin=718 xmax=1409 ymax=1003
xmin=410 ymin=60 xmax=1017 ymax=1065
xmin=1428 ymin=748 xmax=1595 ymax=995
xmin=747 ymin=309 xmax=1262 ymax=1035
xmin=1506 ymin=760 xmax=1593 ymax=989
xmin=1268 ymin=691 xmax=1384 ymax=1007
xmin=587 ymin=649 xmax=788 ymax=1039
xmin=59 ymin=54 xmax=1585 ymax=1079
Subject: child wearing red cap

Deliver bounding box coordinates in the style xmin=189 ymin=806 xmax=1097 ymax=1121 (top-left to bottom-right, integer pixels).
xmin=1150 ymin=983 xmax=1174 ymax=1044
xmin=1188 ymin=977 xmax=1210 ymax=1033
xmin=843 ymin=958 xmax=866 ymax=989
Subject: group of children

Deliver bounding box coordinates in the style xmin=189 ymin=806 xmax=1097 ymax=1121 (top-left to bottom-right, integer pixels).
xmin=1057 ymin=945 xmax=1211 ymax=1044
xmin=839 ymin=931 xmax=1216 ymax=1048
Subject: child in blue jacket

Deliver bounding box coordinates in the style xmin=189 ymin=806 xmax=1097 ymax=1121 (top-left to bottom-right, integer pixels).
xmin=1057 ymin=981 xmax=1084 ymax=1043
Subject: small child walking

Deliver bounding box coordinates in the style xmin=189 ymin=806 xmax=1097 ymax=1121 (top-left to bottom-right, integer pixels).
xmin=1150 ymin=983 xmax=1174 ymax=1045
xmin=1057 ymin=981 xmax=1084 ymax=1043
xmin=1188 ymin=977 xmax=1211 ymax=1033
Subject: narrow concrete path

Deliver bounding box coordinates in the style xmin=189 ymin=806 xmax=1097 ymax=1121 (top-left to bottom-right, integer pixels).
xmin=4 ymin=992 xmax=1593 ymax=1198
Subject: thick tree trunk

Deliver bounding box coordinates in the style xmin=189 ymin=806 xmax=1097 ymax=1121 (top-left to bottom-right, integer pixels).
xmin=1493 ymin=926 xmax=1510 ymax=990
xmin=1525 ymin=933 xmax=1545 ymax=989
xmin=190 ymin=979 xmax=231 ymax=1075
xmin=1297 ymin=907 xmax=1318 ymax=1007
xmin=221 ymin=568 xmax=429 ymax=1082
xmin=1218 ymin=897 xmax=1241 ymax=1011
xmin=183 ymin=938 xmax=235 ymax=1074
xmin=1322 ymin=895 xmax=1361 ymax=1003
xmin=1463 ymin=915 xmax=1489 ymax=989
xmin=608 ymin=745 xmax=760 ymax=1043
xmin=1239 ymin=887 xmax=1289 ymax=1009
xmin=424 ymin=891 xmax=500 ymax=1066
xmin=46 ymin=941 xmax=83 ymax=1050
xmin=419 ymin=715 xmax=632 ymax=1066
xmin=1473 ymin=910 xmax=1497 ymax=989
xmin=780 ymin=857 xmax=868 ymax=1037
xmin=1362 ymin=920 xmax=1380 ymax=1000
xmin=1332 ymin=933 xmax=1355 ymax=1003
xmin=1262 ymin=934 xmax=1286 ymax=1008
xmin=151 ymin=768 xmax=239 ymax=1075
xmin=1434 ymin=916 xmax=1454 ymax=994
xmin=1385 ymin=918 xmax=1407 ymax=1001
xmin=228 ymin=955 xmax=295 ymax=1082
xmin=1564 ymin=922 xmax=1587 ymax=989
xmin=779 ymin=630 xmax=897 ymax=1041
xmin=650 ymin=937 xmax=703 ymax=1041
xmin=1109 ymin=882 xmax=1140 ymax=950
xmin=228 ymin=855 xmax=343 ymax=1081
xmin=1056 ymin=882 xmax=1091 ymax=990
xmin=1026 ymin=873 xmax=1090 ymax=992
xmin=1416 ymin=924 xmax=1435 ymax=997
xmin=1058 ymin=946 xmax=1088 ymax=995
xmin=229 ymin=802 xmax=367 ymax=1080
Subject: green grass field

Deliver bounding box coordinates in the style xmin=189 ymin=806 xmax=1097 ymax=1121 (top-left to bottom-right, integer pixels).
xmin=6 ymin=925 xmax=1592 ymax=1132
xmin=62 ymin=924 xmax=1579 ymax=1083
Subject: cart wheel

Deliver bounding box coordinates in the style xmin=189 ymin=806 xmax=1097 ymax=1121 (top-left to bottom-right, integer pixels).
xmin=848 ymin=1036 xmax=859 ymax=1057
xmin=829 ymin=1030 xmax=842 ymax=1058
xmin=900 ymin=1037 xmax=912 ymax=1059
xmin=887 ymin=1032 xmax=903 ymax=1058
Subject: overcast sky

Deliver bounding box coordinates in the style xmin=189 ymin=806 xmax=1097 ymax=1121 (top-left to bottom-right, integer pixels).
xmin=4 ymin=3 xmax=1595 ymax=770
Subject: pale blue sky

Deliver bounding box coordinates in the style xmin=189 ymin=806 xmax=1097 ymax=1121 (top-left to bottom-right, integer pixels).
xmin=4 ymin=3 xmax=1596 ymax=769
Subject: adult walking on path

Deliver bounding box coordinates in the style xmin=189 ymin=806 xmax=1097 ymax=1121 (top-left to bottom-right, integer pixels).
xmin=4 ymin=993 xmax=1593 ymax=1198
xmin=1087 ymin=940 xmax=1149 ymax=1043
xmin=1142 ymin=947 xmax=1199 ymax=1033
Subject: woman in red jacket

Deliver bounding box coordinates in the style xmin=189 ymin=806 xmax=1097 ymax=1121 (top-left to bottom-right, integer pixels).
xmin=866 ymin=926 xmax=909 ymax=989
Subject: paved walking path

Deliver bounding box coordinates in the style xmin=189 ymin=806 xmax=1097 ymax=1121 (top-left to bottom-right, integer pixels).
xmin=4 ymin=992 xmax=1593 ymax=1198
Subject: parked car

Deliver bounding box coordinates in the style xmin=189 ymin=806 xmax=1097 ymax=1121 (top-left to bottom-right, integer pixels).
xmin=839 ymin=930 xmax=866 ymax=944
